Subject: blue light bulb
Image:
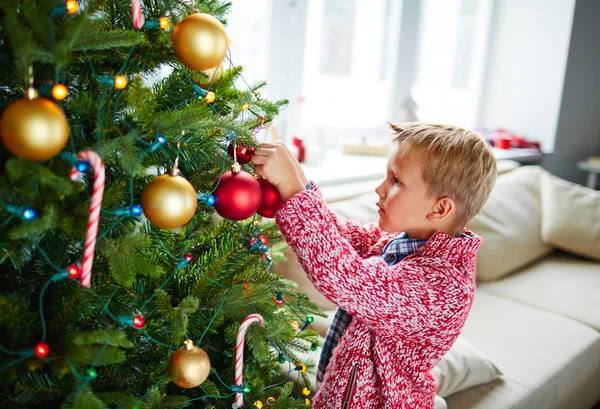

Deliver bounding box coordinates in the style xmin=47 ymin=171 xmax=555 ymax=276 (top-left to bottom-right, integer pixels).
xmin=131 ymin=204 xmax=143 ymax=217
xmin=207 ymin=195 xmax=216 ymax=206
xmin=76 ymin=160 xmax=90 ymax=173
xmin=22 ymin=208 xmax=36 ymax=220
xmin=156 ymin=134 xmax=167 ymax=145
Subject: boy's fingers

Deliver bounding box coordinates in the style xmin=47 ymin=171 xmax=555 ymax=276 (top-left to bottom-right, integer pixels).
xmin=253 ymin=147 xmax=275 ymax=157
xmin=253 ymin=164 xmax=264 ymax=177
xmin=251 ymin=155 xmax=267 ymax=165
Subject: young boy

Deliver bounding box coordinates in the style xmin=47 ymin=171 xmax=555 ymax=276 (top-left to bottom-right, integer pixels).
xmin=252 ymin=123 xmax=497 ymax=409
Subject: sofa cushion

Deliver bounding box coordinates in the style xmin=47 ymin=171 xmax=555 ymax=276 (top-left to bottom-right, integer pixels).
xmin=467 ymin=165 xmax=553 ymax=282
xmin=433 ymin=337 xmax=502 ymax=398
xmin=479 ymin=251 xmax=600 ymax=331
xmin=447 ymin=288 xmax=600 ymax=409
xmin=540 ymin=172 xmax=600 ymax=261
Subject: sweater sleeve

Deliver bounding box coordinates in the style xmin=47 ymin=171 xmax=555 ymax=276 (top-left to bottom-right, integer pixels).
xmin=276 ymin=189 xmax=461 ymax=336
xmin=306 ymin=181 xmax=387 ymax=257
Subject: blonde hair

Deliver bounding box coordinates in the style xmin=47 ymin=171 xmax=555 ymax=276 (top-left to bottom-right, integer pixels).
xmin=389 ymin=122 xmax=497 ymax=232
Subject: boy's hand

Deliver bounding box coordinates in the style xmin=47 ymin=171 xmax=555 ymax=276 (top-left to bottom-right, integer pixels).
xmin=270 ymin=140 xmax=308 ymax=187
xmin=252 ymin=142 xmax=306 ymax=202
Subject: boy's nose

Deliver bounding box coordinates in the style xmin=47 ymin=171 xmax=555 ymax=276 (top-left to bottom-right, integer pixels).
xmin=375 ymin=182 xmax=385 ymax=198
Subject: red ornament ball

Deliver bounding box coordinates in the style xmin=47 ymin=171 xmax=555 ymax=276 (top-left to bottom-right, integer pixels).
xmin=35 ymin=342 xmax=50 ymax=358
xmin=256 ymin=178 xmax=283 ymax=218
xmin=227 ymin=143 xmax=255 ymax=164
xmin=133 ymin=315 xmax=145 ymax=329
xmin=213 ymin=170 xmax=261 ymax=221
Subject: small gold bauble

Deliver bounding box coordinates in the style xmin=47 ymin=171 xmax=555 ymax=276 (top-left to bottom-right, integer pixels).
xmin=172 ymin=13 xmax=229 ymax=71
xmin=141 ymin=173 xmax=197 ymax=229
xmin=0 ymin=96 xmax=69 ymax=161
xmin=168 ymin=340 xmax=211 ymax=388
xmin=196 ymin=62 xmax=224 ymax=88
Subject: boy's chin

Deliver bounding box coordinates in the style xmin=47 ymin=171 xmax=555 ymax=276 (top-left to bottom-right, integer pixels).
xmin=377 ymin=218 xmax=400 ymax=233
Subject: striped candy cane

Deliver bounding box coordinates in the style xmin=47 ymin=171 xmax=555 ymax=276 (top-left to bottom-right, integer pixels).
xmin=70 ymin=150 xmax=105 ymax=288
xmin=131 ymin=0 xmax=145 ymax=29
xmin=233 ymin=313 xmax=265 ymax=408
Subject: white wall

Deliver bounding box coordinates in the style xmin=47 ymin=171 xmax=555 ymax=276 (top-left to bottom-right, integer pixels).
xmin=477 ymin=0 xmax=576 ymax=150
xmin=543 ymin=0 xmax=600 ymax=183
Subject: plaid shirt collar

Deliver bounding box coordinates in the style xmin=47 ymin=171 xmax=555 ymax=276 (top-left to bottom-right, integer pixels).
xmin=317 ymin=232 xmax=428 ymax=386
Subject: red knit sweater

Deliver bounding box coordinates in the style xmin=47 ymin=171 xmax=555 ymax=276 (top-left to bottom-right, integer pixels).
xmin=276 ymin=188 xmax=482 ymax=409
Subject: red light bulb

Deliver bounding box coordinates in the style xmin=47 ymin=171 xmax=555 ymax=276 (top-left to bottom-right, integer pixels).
xmin=67 ymin=264 xmax=81 ymax=278
xmin=35 ymin=342 xmax=50 ymax=358
xmin=275 ymin=298 xmax=284 ymax=307
xmin=259 ymin=235 xmax=268 ymax=245
xmin=183 ymin=253 xmax=193 ymax=263
xmin=133 ymin=315 xmax=145 ymax=328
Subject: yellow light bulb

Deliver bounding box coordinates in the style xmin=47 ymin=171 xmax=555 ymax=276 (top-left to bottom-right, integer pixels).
xmin=305 ymin=399 xmax=311 ymax=406
xmin=266 ymin=397 xmax=275 ymax=405
xmin=114 ymin=75 xmax=128 ymax=90
xmin=159 ymin=17 xmax=170 ymax=29
xmin=65 ymin=0 xmax=79 ymax=14
xmin=302 ymin=387 xmax=311 ymax=396
xmin=228 ymin=38 xmax=232 ymax=46
xmin=253 ymin=401 xmax=263 ymax=409
xmin=52 ymin=84 xmax=68 ymax=101
xmin=241 ymin=103 xmax=249 ymax=111
xmin=204 ymin=91 xmax=215 ymax=103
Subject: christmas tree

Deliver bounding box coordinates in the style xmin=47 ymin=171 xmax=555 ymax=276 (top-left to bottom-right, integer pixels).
xmin=0 ymin=1 xmax=321 ymax=408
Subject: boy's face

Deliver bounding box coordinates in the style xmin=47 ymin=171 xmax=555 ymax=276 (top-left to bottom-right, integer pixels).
xmin=375 ymin=145 xmax=439 ymax=238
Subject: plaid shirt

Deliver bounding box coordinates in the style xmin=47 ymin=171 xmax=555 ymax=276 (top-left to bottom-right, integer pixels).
xmin=316 ymin=232 xmax=428 ymax=386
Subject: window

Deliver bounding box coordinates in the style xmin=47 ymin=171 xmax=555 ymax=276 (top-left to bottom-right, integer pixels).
xmin=412 ymin=0 xmax=493 ymax=128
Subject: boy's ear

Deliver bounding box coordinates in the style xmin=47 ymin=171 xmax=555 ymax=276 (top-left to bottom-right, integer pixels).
xmin=427 ymin=197 xmax=455 ymax=221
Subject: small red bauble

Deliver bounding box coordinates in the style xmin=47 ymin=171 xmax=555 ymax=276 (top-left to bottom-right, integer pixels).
xmin=133 ymin=315 xmax=145 ymax=328
xmin=213 ymin=170 xmax=261 ymax=221
xmin=256 ymin=178 xmax=283 ymax=218
xmin=227 ymin=143 xmax=255 ymax=165
xmin=35 ymin=342 xmax=50 ymax=358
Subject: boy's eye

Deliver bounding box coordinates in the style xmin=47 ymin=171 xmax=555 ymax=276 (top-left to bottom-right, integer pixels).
xmin=393 ymin=177 xmax=401 ymax=185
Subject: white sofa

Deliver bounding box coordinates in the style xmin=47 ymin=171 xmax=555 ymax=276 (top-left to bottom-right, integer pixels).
xmin=275 ymin=165 xmax=600 ymax=409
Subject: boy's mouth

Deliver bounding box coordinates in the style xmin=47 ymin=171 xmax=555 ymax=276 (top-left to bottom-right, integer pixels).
xmin=376 ymin=203 xmax=384 ymax=213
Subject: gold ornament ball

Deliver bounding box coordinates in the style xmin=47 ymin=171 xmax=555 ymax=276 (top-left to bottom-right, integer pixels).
xmin=141 ymin=173 xmax=197 ymax=229
xmin=0 ymin=96 xmax=69 ymax=161
xmin=172 ymin=13 xmax=229 ymax=71
xmin=197 ymin=62 xmax=224 ymax=88
xmin=168 ymin=340 xmax=211 ymax=388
